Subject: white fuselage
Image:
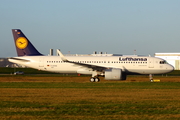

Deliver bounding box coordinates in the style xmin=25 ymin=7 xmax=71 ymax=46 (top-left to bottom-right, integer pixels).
xmin=9 ymin=56 xmax=174 ymax=75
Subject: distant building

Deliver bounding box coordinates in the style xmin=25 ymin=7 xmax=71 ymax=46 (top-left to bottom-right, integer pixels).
xmin=0 ymin=58 xmax=12 ymax=67
xmin=155 ymin=53 xmax=180 ymax=70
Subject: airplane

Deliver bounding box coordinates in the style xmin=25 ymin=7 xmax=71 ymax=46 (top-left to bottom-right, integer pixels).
xmin=9 ymin=29 xmax=174 ymax=82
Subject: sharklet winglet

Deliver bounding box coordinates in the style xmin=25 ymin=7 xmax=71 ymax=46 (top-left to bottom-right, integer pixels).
xmin=57 ymin=49 xmax=68 ymax=62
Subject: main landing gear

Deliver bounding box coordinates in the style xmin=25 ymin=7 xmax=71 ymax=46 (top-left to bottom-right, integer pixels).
xmin=90 ymin=77 xmax=100 ymax=82
xmin=90 ymin=71 xmax=100 ymax=82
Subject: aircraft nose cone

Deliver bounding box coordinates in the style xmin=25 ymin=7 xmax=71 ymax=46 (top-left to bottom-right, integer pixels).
xmin=168 ymin=65 xmax=174 ymax=72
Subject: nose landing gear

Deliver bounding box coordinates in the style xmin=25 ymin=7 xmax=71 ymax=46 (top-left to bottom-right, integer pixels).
xmin=149 ymin=74 xmax=153 ymax=82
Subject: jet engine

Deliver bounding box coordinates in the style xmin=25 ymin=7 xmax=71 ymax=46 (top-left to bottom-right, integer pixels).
xmin=105 ymin=68 xmax=126 ymax=80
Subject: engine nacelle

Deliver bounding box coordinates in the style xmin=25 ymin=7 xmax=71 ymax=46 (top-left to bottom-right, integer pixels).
xmin=105 ymin=68 xmax=126 ymax=80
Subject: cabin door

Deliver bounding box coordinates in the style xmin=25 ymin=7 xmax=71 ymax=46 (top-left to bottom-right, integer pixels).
xmin=148 ymin=58 xmax=154 ymax=68
xmin=39 ymin=58 xmax=44 ymax=67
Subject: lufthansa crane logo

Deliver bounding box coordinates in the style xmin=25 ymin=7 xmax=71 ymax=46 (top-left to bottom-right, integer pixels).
xmin=16 ymin=37 xmax=28 ymax=49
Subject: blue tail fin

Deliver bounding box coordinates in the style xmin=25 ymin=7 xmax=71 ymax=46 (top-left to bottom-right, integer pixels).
xmin=12 ymin=29 xmax=43 ymax=56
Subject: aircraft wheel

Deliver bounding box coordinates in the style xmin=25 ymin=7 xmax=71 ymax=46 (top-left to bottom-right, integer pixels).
xmin=94 ymin=77 xmax=100 ymax=82
xmin=90 ymin=77 xmax=95 ymax=82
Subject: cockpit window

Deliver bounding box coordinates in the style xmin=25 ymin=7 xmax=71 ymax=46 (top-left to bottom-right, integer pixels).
xmin=160 ymin=60 xmax=167 ymax=64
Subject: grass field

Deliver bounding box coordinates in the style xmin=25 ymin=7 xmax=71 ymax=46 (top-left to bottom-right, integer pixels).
xmin=0 ymin=75 xmax=180 ymax=120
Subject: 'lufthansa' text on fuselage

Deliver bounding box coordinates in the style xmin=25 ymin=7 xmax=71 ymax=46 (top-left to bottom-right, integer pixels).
xmin=119 ymin=57 xmax=147 ymax=61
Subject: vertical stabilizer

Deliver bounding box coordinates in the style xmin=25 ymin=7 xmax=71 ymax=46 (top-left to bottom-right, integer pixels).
xmin=12 ymin=29 xmax=43 ymax=56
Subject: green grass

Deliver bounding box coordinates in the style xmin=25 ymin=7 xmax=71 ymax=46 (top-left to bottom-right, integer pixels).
xmin=0 ymin=78 xmax=180 ymax=120
xmin=0 ymin=82 xmax=180 ymax=89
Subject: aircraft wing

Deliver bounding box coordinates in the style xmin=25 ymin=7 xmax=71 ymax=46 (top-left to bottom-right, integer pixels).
xmin=67 ymin=60 xmax=108 ymax=71
xmin=57 ymin=50 xmax=109 ymax=71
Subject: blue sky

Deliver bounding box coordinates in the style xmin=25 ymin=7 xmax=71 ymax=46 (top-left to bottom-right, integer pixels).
xmin=1 ymin=0 xmax=180 ymax=57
